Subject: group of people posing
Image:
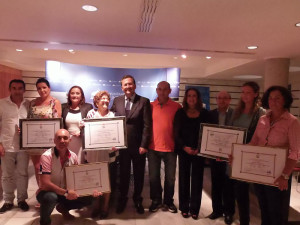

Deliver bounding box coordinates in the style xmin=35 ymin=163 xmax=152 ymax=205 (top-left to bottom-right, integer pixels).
xmin=0 ymin=75 xmax=299 ymax=225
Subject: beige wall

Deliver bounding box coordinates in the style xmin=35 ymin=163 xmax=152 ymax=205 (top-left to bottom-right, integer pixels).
xmin=0 ymin=64 xmax=22 ymax=98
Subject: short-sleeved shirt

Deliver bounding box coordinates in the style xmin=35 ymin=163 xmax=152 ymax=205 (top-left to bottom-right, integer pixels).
xmin=39 ymin=147 xmax=78 ymax=188
xmin=250 ymin=110 xmax=300 ymax=161
xmin=149 ymin=98 xmax=182 ymax=152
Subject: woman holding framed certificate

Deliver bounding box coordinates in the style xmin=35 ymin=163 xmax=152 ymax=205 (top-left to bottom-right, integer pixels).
xmin=174 ymin=88 xmax=210 ymax=220
xmin=250 ymin=86 xmax=300 ymax=225
xmin=28 ymin=78 xmax=62 ymax=186
xmin=230 ymin=81 xmax=265 ymax=225
xmin=85 ymin=90 xmax=118 ymax=219
xmin=62 ymin=86 xmax=93 ymax=164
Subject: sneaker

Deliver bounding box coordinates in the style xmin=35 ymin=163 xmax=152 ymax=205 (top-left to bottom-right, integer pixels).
xmin=149 ymin=201 xmax=161 ymax=212
xmin=0 ymin=203 xmax=13 ymax=213
xmin=162 ymin=203 xmax=177 ymax=213
xmin=18 ymin=201 xmax=29 ymax=211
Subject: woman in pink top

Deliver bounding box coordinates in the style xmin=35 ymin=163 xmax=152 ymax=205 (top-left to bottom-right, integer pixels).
xmin=250 ymin=86 xmax=300 ymax=225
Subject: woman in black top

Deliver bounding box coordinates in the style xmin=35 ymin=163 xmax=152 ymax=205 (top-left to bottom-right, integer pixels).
xmin=174 ymin=88 xmax=210 ymax=220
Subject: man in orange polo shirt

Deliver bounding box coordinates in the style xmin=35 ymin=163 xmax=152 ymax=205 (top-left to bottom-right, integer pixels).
xmin=148 ymin=81 xmax=181 ymax=213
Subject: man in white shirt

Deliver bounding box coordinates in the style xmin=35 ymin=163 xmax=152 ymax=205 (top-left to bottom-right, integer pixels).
xmin=0 ymin=79 xmax=30 ymax=213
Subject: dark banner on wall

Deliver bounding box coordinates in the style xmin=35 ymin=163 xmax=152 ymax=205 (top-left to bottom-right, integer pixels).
xmin=185 ymin=85 xmax=210 ymax=110
xmin=46 ymin=61 xmax=180 ymax=107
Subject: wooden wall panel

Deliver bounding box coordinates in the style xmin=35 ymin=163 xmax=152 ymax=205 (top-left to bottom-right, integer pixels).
xmin=0 ymin=65 xmax=22 ymax=98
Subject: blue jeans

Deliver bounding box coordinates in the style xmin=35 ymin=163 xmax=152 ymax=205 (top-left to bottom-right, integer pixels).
xmin=148 ymin=149 xmax=177 ymax=205
xmin=36 ymin=191 xmax=94 ymax=225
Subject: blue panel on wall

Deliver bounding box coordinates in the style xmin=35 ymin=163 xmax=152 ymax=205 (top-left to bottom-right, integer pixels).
xmin=46 ymin=61 xmax=180 ymax=107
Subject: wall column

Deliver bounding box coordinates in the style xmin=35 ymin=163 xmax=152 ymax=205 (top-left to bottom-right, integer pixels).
xmin=264 ymin=58 xmax=290 ymax=90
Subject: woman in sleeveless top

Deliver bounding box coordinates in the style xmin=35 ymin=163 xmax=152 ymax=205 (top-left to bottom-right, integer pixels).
xmin=28 ymin=78 xmax=61 ymax=187
xmin=230 ymin=81 xmax=265 ymax=225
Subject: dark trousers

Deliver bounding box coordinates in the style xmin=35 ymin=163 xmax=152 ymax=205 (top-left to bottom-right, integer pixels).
xmin=118 ymin=149 xmax=146 ymax=203
xmin=148 ymin=149 xmax=177 ymax=205
xmin=178 ymin=152 xmax=204 ymax=215
xmin=210 ymin=159 xmax=235 ymax=216
xmin=254 ymin=179 xmax=291 ymax=225
xmin=235 ymin=181 xmax=250 ymax=225
xmin=37 ymin=191 xmax=94 ymax=225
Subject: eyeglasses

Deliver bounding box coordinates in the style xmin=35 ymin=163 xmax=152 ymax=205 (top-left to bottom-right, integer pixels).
xmin=216 ymin=97 xmax=229 ymax=100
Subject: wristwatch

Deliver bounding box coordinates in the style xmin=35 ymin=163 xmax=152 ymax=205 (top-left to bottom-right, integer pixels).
xmin=281 ymin=173 xmax=290 ymax=180
xmin=64 ymin=189 xmax=69 ymax=197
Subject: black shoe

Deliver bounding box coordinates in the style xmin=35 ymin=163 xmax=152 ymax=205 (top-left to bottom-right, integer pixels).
xmin=149 ymin=201 xmax=161 ymax=212
xmin=224 ymin=214 xmax=233 ymax=224
xmin=0 ymin=203 xmax=13 ymax=213
xmin=192 ymin=214 xmax=198 ymax=220
xmin=135 ymin=202 xmax=144 ymax=214
xmin=56 ymin=203 xmax=75 ymax=220
xmin=208 ymin=212 xmax=223 ymax=220
xmin=116 ymin=198 xmax=127 ymax=214
xmin=181 ymin=211 xmax=189 ymax=218
xmin=18 ymin=201 xmax=29 ymax=211
xmin=162 ymin=203 xmax=177 ymax=213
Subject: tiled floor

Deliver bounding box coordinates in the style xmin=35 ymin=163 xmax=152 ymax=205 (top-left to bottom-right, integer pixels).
xmin=0 ymin=160 xmax=300 ymax=225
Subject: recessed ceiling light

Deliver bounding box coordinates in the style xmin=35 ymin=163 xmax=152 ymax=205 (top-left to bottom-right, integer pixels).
xmin=44 ymin=48 xmax=48 ymax=51
xmin=296 ymin=22 xmax=300 ymax=27
xmin=234 ymin=75 xmax=262 ymax=79
xmin=68 ymin=49 xmax=75 ymax=54
xmin=247 ymin=46 xmax=258 ymax=50
xmin=49 ymin=41 xmax=60 ymax=45
xmin=173 ymin=56 xmax=178 ymax=59
xmin=82 ymin=5 xmax=98 ymax=12
xmin=181 ymin=54 xmax=187 ymax=59
xmin=16 ymin=49 xmax=23 ymax=52
xmin=206 ymin=56 xmax=212 ymax=59
xmin=123 ymin=54 xmax=128 ymax=57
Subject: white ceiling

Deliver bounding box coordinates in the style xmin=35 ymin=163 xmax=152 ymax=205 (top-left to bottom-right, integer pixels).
xmin=1 ymin=0 xmax=300 ymax=79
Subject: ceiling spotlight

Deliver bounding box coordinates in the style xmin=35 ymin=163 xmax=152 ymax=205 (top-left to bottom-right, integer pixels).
xmin=206 ymin=56 xmax=212 ymax=59
xmin=68 ymin=49 xmax=75 ymax=54
xmin=49 ymin=41 xmax=60 ymax=45
xmin=173 ymin=56 xmax=178 ymax=59
xmin=296 ymin=22 xmax=300 ymax=27
xmin=247 ymin=46 xmax=258 ymax=50
xmin=44 ymin=48 xmax=48 ymax=51
xmin=16 ymin=49 xmax=23 ymax=52
xmin=82 ymin=5 xmax=98 ymax=12
xmin=181 ymin=54 xmax=187 ymax=59
xmin=123 ymin=54 xmax=128 ymax=57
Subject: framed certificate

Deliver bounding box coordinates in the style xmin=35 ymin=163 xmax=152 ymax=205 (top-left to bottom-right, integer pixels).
xmin=20 ymin=118 xmax=63 ymax=149
xmin=65 ymin=162 xmax=111 ymax=196
xmin=83 ymin=116 xmax=127 ymax=150
xmin=199 ymin=123 xmax=247 ymax=160
xmin=231 ymin=144 xmax=287 ymax=186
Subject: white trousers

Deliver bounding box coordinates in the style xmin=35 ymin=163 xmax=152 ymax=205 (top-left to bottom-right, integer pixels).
xmin=1 ymin=151 xmax=29 ymax=203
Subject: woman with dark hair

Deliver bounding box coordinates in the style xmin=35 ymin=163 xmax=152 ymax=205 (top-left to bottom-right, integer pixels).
xmin=62 ymin=86 xmax=93 ymax=163
xmin=231 ymin=81 xmax=265 ymax=225
xmin=250 ymin=86 xmax=300 ymax=225
xmin=28 ymin=78 xmax=62 ymax=185
xmin=174 ymin=88 xmax=210 ymax=220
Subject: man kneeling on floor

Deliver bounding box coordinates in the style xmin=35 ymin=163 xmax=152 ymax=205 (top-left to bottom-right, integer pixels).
xmin=36 ymin=129 xmax=102 ymax=225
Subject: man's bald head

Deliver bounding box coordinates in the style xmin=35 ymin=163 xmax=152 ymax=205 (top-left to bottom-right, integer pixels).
xmin=216 ymin=91 xmax=231 ymax=112
xmin=156 ymin=81 xmax=171 ymax=104
xmin=54 ymin=129 xmax=71 ymax=151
